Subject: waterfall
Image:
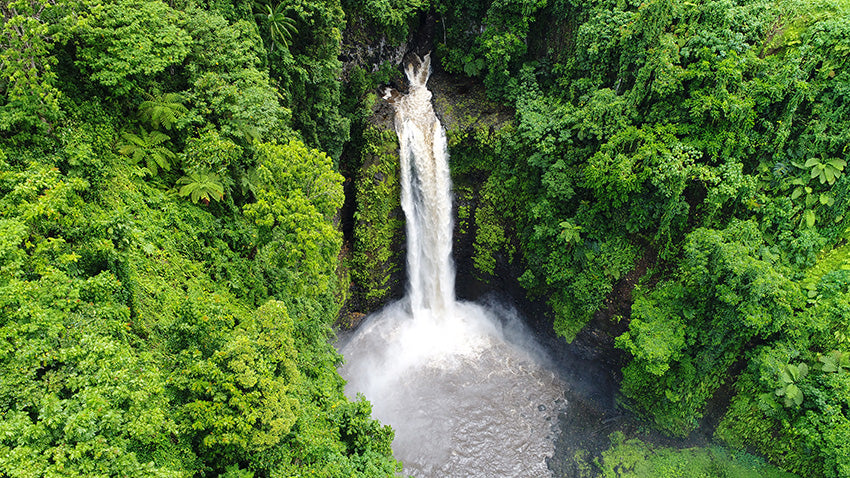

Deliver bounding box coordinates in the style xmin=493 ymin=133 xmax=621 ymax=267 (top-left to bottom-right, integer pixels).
xmin=340 ymin=53 xmax=565 ymax=478
xmin=392 ymin=53 xmax=455 ymax=317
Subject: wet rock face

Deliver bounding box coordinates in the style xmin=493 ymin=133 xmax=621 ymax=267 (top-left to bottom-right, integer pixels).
xmin=340 ymin=11 xmax=411 ymax=82
xmin=340 ymin=36 xmax=408 ymax=79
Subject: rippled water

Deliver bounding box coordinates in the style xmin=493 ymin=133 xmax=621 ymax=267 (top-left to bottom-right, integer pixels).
xmin=340 ymin=301 xmax=566 ymax=477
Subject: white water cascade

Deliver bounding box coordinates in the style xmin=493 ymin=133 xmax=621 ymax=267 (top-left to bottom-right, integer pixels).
xmin=339 ymin=54 xmax=565 ymax=477
xmin=395 ymin=53 xmax=455 ymax=317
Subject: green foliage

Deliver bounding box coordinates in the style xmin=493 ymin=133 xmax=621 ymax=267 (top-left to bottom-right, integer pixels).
xmin=805 ymin=156 xmax=846 ymax=186
xmin=472 ymin=173 xmax=515 ymax=278
xmin=0 ymin=0 xmax=400 ymax=464
xmin=342 ymin=0 xmax=427 ymax=44
xmin=138 ymin=91 xmax=188 ymax=131
xmin=243 ymin=139 xmax=344 ymax=298
xmin=616 ymin=282 xmax=687 ymax=377
xmin=172 ymin=299 xmax=299 ymax=457
xmin=75 ymin=0 xmax=191 ymax=94
xmin=818 ymin=350 xmax=850 ymax=374
xmin=272 ymin=0 xmax=349 ymax=160
xmin=7 ymin=0 xmax=850 ymax=474
xmin=0 ymin=157 xmax=181 ymax=477
xmin=182 ymin=7 xmax=289 ymax=142
xmin=773 ymin=363 xmax=808 ymax=408
xmin=182 ymin=126 xmax=243 ymax=176
xmin=253 ymin=1 xmax=298 ymax=51
xmin=716 ymin=238 xmax=850 ymax=476
xmin=349 ymin=128 xmax=403 ymax=308
xmin=0 ymin=0 xmax=62 ymax=138
xmin=558 ymin=220 xmax=582 ymax=246
xmin=598 ymin=433 xmax=796 ymax=478
xmin=117 ymin=128 xmax=175 ymax=176
xmin=177 ymin=170 xmax=226 ymax=204
xmin=718 ymin=352 xmax=850 ymax=477
xmin=0 ymin=143 xmax=398 ymax=476
xmin=618 ymin=222 xmax=804 ymax=435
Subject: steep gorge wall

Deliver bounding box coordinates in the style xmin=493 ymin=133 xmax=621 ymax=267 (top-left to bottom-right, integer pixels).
xmin=338 ymin=44 xmax=517 ymax=324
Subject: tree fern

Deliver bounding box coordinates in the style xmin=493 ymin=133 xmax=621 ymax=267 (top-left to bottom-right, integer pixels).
xmin=138 ymin=92 xmax=188 ymax=130
xmin=117 ymin=128 xmax=175 ymax=176
xmin=177 ymin=170 xmax=225 ymax=204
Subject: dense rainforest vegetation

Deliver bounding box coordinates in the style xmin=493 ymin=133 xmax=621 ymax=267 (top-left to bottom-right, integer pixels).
xmin=432 ymin=0 xmax=850 ymax=475
xmin=0 ymin=0 xmax=400 ymax=475
xmin=2 ymin=0 xmax=850 ymax=476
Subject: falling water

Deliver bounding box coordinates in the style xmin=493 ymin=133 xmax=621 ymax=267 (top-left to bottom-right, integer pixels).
xmin=394 ymin=53 xmax=455 ymax=316
xmin=339 ymin=54 xmax=565 ymax=477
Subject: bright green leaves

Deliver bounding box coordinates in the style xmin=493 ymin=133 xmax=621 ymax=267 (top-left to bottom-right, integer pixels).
xmin=0 ymin=0 xmax=62 ymax=137
xmin=805 ymin=156 xmax=846 ymax=185
xmin=818 ymin=350 xmax=850 ymax=374
xmin=617 ymin=282 xmax=688 ymax=376
xmin=178 ymin=300 xmax=299 ymax=456
xmin=254 ymin=1 xmax=298 ymax=51
xmin=0 ymin=332 xmax=178 ymax=477
xmin=177 ymin=171 xmax=225 ymax=204
xmin=682 ymin=223 xmax=799 ymax=334
xmin=472 ymin=173 xmax=516 ymax=278
xmin=618 ymin=222 xmax=804 ymax=435
xmin=583 ymin=126 xmax=660 ymax=209
xmin=0 ymin=161 xmax=180 ymax=476
xmin=774 ymin=363 xmax=809 ymax=407
xmin=0 ymin=1 xmax=398 ymax=475
xmin=76 ymin=0 xmax=190 ymax=94
xmin=0 ymin=218 xmax=27 ymax=281
xmin=718 ymin=253 xmax=850 ymax=476
xmin=782 ymin=150 xmax=843 ymax=230
xmin=802 ymin=208 xmax=817 ymax=228
xmin=573 ymin=8 xmax=636 ymax=92
xmin=251 ymin=140 xmax=344 ymax=220
xmin=185 ymin=127 xmax=242 ymax=176
xmin=117 ymin=128 xmax=175 ymax=176
xmin=348 ymin=128 xmax=404 ymax=308
xmin=681 ymin=50 xmax=758 ymax=157
xmin=243 ymin=140 xmax=344 ymax=298
xmin=597 ymin=433 xmax=796 ymax=478
xmin=138 ymin=91 xmax=188 ymax=131
xmin=558 ymin=220 xmax=582 ymax=246
xmin=182 ymin=8 xmax=285 ymax=142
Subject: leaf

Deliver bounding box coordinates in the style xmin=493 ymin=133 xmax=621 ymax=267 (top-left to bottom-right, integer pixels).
xmin=117 ymin=128 xmax=174 ymax=176
xmin=785 ymin=383 xmax=803 ymax=406
xmin=803 ymin=209 xmax=816 ymax=228
xmin=805 ymin=194 xmax=817 ymax=207
xmin=177 ymin=171 xmax=225 ymax=203
xmin=820 ymin=354 xmax=839 ymax=373
xmin=139 ymin=91 xmax=188 ymax=130
xmin=787 ymin=365 xmax=800 ymax=382
xmin=779 ymin=368 xmax=792 ymax=384
xmin=828 ymin=158 xmax=847 ymax=171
